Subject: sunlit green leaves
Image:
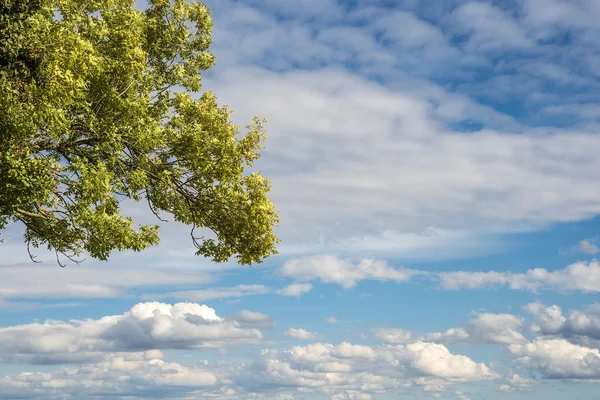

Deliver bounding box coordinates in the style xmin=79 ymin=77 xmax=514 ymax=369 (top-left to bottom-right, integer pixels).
xmin=0 ymin=0 xmax=279 ymax=265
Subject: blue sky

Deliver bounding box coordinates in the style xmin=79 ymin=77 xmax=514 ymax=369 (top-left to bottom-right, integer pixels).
xmin=3 ymin=0 xmax=600 ymax=399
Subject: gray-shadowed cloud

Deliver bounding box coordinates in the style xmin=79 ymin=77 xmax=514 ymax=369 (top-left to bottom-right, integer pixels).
xmin=523 ymin=302 xmax=600 ymax=344
xmin=509 ymin=338 xmax=600 ymax=379
xmin=374 ymin=313 xmax=526 ymax=345
xmin=0 ymin=339 xmax=499 ymax=399
xmin=0 ymin=302 xmax=265 ymax=364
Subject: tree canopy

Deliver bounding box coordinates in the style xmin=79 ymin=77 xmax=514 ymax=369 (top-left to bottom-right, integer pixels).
xmin=0 ymin=0 xmax=279 ymax=265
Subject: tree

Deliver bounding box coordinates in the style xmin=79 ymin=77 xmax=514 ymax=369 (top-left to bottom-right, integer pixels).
xmin=0 ymin=0 xmax=279 ymax=265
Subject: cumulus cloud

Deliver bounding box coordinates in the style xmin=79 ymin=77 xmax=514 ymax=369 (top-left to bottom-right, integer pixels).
xmin=375 ymin=313 xmax=526 ymax=346
xmin=276 ymin=283 xmax=313 ymax=297
xmin=0 ymin=351 xmax=223 ymax=399
xmin=426 ymin=313 xmax=526 ymax=345
xmin=238 ymin=341 xmax=498 ymax=397
xmin=0 ymin=302 xmax=265 ymax=364
xmin=523 ymin=302 xmax=600 ymax=344
xmin=497 ymin=374 xmax=537 ymax=392
xmin=284 ymin=328 xmax=319 ymax=340
xmin=439 ymin=260 xmax=600 ymax=292
xmin=373 ymin=329 xmax=414 ymax=344
xmin=0 ymin=340 xmax=499 ymax=399
xmin=279 ymin=254 xmax=423 ymax=289
xmin=509 ymin=338 xmax=600 ymax=379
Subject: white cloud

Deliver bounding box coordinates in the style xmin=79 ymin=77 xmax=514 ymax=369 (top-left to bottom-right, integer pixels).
xmin=278 ymin=228 xmax=502 ymax=261
xmin=331 ymin=394 xmax=373 ymax=400
xmin=279 ymin=254 xmax=423 ymax=289
xmin=509 ymin=338 xmax=600 ymax=379
xmin=404 ymin=342 xmax=499 ymax=381
xmin=497 ymin=374 xmax=537 ymax=392
xmin=454 ymin=391 xmax=471 ymax=400
xmin=144 ymin=285 xmax=270 ymax=301
xmin=521 ymin=0 xmax=594 ymax=32
xmin=426 ymin=313 xmax=527 ymax=345
xmin=0 ymin=302 xmax=265 ymax=364
xmin=208 ymin=60 xmax=600 ymax=250
xmin=439 ymin=260 xmax=600 ymax=292
xmin=284 ymin=328 xmax=319 ymax=340
xmin=0 ymin=351 xmax=223 ymax=399
xmin=327 ymin=316 xmax=338 ymax=324
xmin=373 ymin=329 xmax=414 ymax=345
xmin=449 ymin=2 xmax=533 ymax=52
xmin=145 ymin=283 xmax=316 ymax=302
xmin=276 ymin=283 xmax=313 ymax=297
xmin=375 ymin=313 xmax=526 ymax=346
xmin=564 ymin=238 xmax=600 ymax=255
xmin=238 ymin=341 xmax=498 ymax=396
xmin=0 ymin=264 xmax=211 ymax=301
xmin=0 ymin=339 xmax=498 ymax=399
xmin=192 ymin=0 xmax=600 ymax=255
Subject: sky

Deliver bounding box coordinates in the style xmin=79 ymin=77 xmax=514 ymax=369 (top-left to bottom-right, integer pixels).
xmin=3 ymin=0 xmax=600 ymax=399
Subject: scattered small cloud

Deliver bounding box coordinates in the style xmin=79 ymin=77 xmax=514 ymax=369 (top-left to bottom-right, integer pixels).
xmin=454 ymin=391 xmax=471 ymax=400
xmin=561 ymin=238 xmax=600 ymax=255
xmin=284 ymin=328 xmax=319 ymax=340
xmin=372 ymin=328 xmax=413 ymax=344
xmin=226 ymin=311 xmax=273 ymax=329
xmin=497 ymin=374 xmax=537 ymax=392
xmin=276 ymin=283 xmax=313 ymax=297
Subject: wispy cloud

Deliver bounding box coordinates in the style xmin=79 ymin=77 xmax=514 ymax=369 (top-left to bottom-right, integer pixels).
xmin=144 ymin=285 xmax=271 ymax=302
xmin=279 ymin=254 xmax=424 ymax=289
xmin=438 ymin=260 xmax=600 ymax=293
xmin=561 ymin=238 xmax=600 ymax=255
xmin=0 ymin=264 xmax=212 ymax=301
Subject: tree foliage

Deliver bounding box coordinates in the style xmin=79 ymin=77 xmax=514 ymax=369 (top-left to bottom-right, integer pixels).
xmin=0 ymin=0 xmax=279 ymax=265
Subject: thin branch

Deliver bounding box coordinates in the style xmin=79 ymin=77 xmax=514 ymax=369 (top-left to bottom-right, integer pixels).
xmin=26 ymin=240 xmax=41 ymax=264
